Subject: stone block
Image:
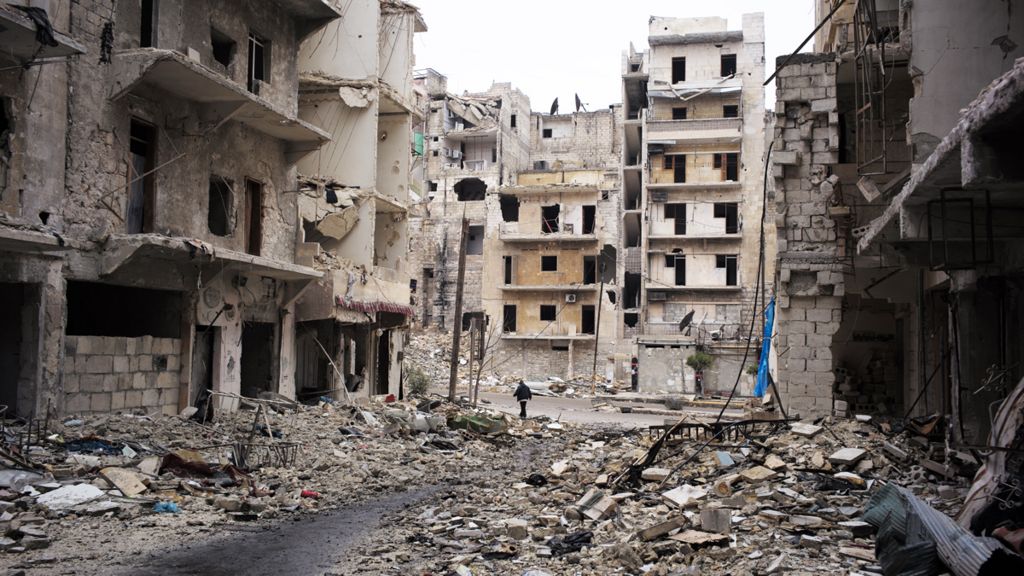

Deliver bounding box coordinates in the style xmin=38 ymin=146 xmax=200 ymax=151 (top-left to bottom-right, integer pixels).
xmin=110 ymin=391 xmax=125 ymax=410
xmin=810 ymin=98 xmax=837 ymax=113
xmin=112 ymin=356 xmax=129 ymax=373
xmin=102 ymin=374 xmax=117 ymax=392
xmin=65 ymin=393 xmax=90 ymax=413
xmin=132 ymin=372 xmax=147 ymax=390
xmin=81 ymin=374 xmax=104 ymax=393
xmin=161 ymin=404 xmax=178 ymax=417
xmin=90 ymin=393 xmax=111 ymax=412
xmin=65 ymin=375 xmax=80 ymax=394
xmin=125 ymin=339 xmax=136 ymax=355
xmin=139 ymin=336 xmax=153 ymax=354
xmin=156 ymin=372 xmax=176 ymax=389
xmin=167 ymin=355 xmax=180 ymax=372
xmin=774 ymin=150 xmax=799 ymax=165
xmin=806 ymin=309 xmax=832 ymax=322
xmin=85 ymin=355 xmax=112 ymax=374
xmin=125 ymin=391 xmax=143 ymax=408
xmin=138 ymin=355 xmax=153 ymax=371
xmin=159 ymin=388 xmax=177 ymax=406
xmin=700 ymin=508 xmax=732 ymax=534
xmin=142 ymin=388 xmax=160 ymax=407
xmin=72 ymin=336 xmax=88 ymax=355
xmin=807 ymin=359 xmax=832 ymax=372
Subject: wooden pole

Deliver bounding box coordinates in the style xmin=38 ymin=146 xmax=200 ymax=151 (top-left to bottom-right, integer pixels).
xmin=448 ymin=217 xmax=469 ymax=402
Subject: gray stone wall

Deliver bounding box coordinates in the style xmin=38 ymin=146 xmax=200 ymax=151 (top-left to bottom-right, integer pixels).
xmin=63 ymin=336 xmax=181 ymax=415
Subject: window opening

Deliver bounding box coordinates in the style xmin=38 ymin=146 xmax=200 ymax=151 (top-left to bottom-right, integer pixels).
xmin=141 ymin=0 xmax=156 ymax=47
xmin=208 ymin=178 xmax=232 ymax=236
xmin=128 ymin=119 xmax=156 ymax=234
xmin=716 ymin=254 xmax=738 ymax=285
xmin=720 ymin=54 xmax=737 ymax=77
xmin=671 ymin=57 xmax=686 ymax=83
xmin=245 ymin=179 xmax=263 ymax=255
xmin=499 ymin=194 xmax=520 ymax=221
xmin=541 ymin=255 xmax=557 ymax=272
xmin=247 ymin=32 xmax=269 ymax=93
xmin=672 ymin=107 xmax=687 ymax=120
xmin=503 ymin=305 xmax=517 ymax=332
xmin=723 ymin=104 xmax=739 ymax=118
xmin=539 ymin=305 xmax=556 ymax=321
xmin=582 ymin=205 xmax=596 ymax=234
xmin=211 ymin=27 xmax=235 ymax=68
xmin=466 ymin=225 xmax=483 ymax=255
xmin=541 ymin=204 xmax=560 ymax=233
xmin=582 ymin=305 xmax=595 ymax=335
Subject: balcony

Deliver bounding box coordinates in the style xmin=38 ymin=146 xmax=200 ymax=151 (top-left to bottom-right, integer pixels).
xmin=272 ymin=0 xmax=344 ymax=38
xmin=499 ymin=184 xmax=599 ymax=196
xmin=645 ymin=284 xmax=741 ymax=293
xmin=296 ymin=264 xmax=413 ymax=324
xmin=112 ymin=50 xmax=330 ymax=161
xmin=501 ymin=332 xmax=595 ymax=341
xmin=0 ymin=5 xmax=85 ymax=63
xmin=498 ymin=223 xmax=597 ymax=244
xmin=647 ymin=233 xmax=742 ymax=241
xmin=646 ymin=118 xmax=742 ymax=143
xmin=500 ymin=284 xmax=598 ymax=293
xmin=647 ymin=180 xmax=741 ymax=191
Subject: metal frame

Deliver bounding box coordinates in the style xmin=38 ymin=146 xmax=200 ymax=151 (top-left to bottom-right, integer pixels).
xmin=926 ymin=188 xmax=994 ymax=270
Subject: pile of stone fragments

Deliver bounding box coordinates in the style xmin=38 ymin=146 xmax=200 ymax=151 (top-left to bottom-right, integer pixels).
xmin=339 ymin=411 xmax=1024 ymax=575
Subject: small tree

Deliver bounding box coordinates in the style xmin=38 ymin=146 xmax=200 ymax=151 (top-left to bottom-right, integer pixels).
xmin=406 ymin=366 xmax=430 ymax=397
xmin=686 ymin=351 xmax=713 ymax=373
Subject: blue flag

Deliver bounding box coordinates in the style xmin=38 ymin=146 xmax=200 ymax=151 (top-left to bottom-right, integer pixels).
xmin=754 ymin=297 xmax=775 ymax=397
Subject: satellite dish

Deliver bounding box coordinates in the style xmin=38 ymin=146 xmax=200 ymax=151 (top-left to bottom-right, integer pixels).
xmin=678 ymin=310 xmax=695 ymax=332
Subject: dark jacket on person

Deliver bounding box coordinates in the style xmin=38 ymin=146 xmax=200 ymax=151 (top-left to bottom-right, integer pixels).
xmin=513 ymin=382 xmax=532 ymax=402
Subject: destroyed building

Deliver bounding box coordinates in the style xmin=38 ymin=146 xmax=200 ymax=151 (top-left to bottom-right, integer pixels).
xmin=623 ymin=14 xmax=770 ymax=394
xmin=0 ymin=0 xmax=423 ymax=419
xmin=771 ymin=0 xmax=1024 ymax=442
xmin=293 ymin=0 xmax=426 ymax=401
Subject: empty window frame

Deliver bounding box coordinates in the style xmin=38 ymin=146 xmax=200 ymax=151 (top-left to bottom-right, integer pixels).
xmin=582 ymin=205 xmax=596 ymax=234
xmin=665 ymin=203 xmax=686 ymax=234
xmin=208 ymin=178 xmax=232 ymax=236
xmin=671 ymin=57 xmax=686 ymax=83
xmin=713 ymin=202 xmax=739 ymax=234
xmin=667 ymin=253 xmax=686 ymax=285
xmin=503 ymin=255 xmax=514 ymax=284
xmin=503 ymin=304 xmax=517 ymax=332
xmin=715 ymin=153 xmax=739 ymax=181
xmin=140 ymin=0 xmax=157 ymax=47
xmin=541 ymin=204 xmax=560 ymax=233
xmin=244 ymin=178 xmax=263 ymax=255
xmin=541 ymin=255 xmax=557 ymax=272
xmin=466 ymin=225 xmax=484 ymax=255
xmin=583 ymin=256 xmax=597 ymax=284
xmin=542 ymin=128 xmax=553 ymax=138
xmin=127 ymin=118 xmax=156 ymax=234
xmin=211 ymin=27 xmax=235 ymax=68
xmin=247 ymin=32 xmax=269 ymax=93
xmin=428 ymin=181 xmax=438 ymax=192
xmin=581 ymin=305 xmax=595 ymax=334
xmin=663 ymin=154 xmax=685 ymax=183
xmin=723 ymin=104 xmax=739 ymax=118
xmin=672 ymin=107 xmax=688 ymax=120
xmin=720 ymin=54 xmax=737 ymax=77
xmin=510 ymin=114 xmax=517 ymax=129
xmin=539 ymin=305 xmax=556 ymax=321
xmin=716 ymin=254 xmax=738 ymax=285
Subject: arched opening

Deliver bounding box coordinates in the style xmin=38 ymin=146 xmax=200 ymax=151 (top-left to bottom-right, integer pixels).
xmin=454 ymin=178 xmax=486 ymax=201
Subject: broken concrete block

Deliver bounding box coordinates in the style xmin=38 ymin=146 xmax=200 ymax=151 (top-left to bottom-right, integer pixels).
xmin=764 ymin=455 xmax=786 ymax=470
xmin=640 ymin=467 xmax=671 ymax=482
xmin=661 ymin=484 xmax=707 ymax=508
xmin=638 ymin=517 xmax=685 ymax=541
xmin=834 ymin=471 xmax=866 ymax=488
xmin=789 ymin=515 xmax=824 ymax=529
xmin=758 ymin=509 xmax=788 ymax=522
xmin=883 ymin=442 xmax=908 ymax=462
xmin=576 ymin=488 xmax=617 ymax=520
xmin=838 ymin=520 xmax=874 ymax=538
xmin=100 ymin=467 xmax=147 ymax=497
xmin=714 ymin=451 xmax=735 ymax=468
xmin=35 ymin=484 xmax=103 ymax=510
xmin=504 ymin=518 xmax=529 ymax=540
xmin=789 ymin=422 xmax=822 ymax=437
xmin=550 ymin=460 xmax=571 ymax=477
xmin=774 ymin=150 xmax=800 ymax=165
xmin=699 ymin=508 xmax=732 ymax=535
xmin=214 ymin=496 xmax=242 ymax=512
xmin=669 ymin=530 xmax=729 ymax=547
xmin=828 ymin=448 xmax=867 ymax=466
xmin=739 ymin=466 xmax=777 ymax=483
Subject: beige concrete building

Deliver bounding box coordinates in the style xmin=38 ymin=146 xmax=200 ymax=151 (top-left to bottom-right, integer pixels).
xmin=623 ymin=14 xmax=769 ymax=395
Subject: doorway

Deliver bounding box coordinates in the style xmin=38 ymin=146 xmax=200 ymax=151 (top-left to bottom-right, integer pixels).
xmin=376 ymin=330 xmax=391 ymax=395
xmin=191 ymin=326 xmax=216 ymax=404
xmin=240 ymin=322 xmax=275 ymax=398
xmin=0 ymin=284 xmax=28 ymax=416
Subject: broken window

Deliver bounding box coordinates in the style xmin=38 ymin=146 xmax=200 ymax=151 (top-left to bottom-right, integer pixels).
xmin=510 ymin=114 xmax=517 ymax=129
xmin=716 ymin=254 xmax=738 ymax=285
xmin=723 ymin=105 xmax=739 ymax=118
xmin=454 ymin=178 xmax=486 ymax=201
xmin=582 ymin=305 xmax=595 ymax=335
xmin=541 ymin=204 xmax=560 ymax=233
xmin=582 ymin=205 xmax=596 ymax=235
xmin=725 ymin=152 xmax=738 ymax=181
xmin=665 ymin=203 xmax=686 ymax=234
xmin=664 ymin=155 xmax=685 ymax=183
xmin=211 ymin=27 xmax=235 ymax=68
xmin=141 ymin=0 xmax=157 ymax=48
xmin=502 ymin=305 xmax=517 ymax=332
xmin=542 ymin=128 xmax=553 ymax=139
xmin=533 ymin=160 xmax=548 ymax=170
xmin=245 ymin=178 xmax=263 ymax=256
xmin=541 ymin=255 xmax=557 ymax=272
xmin=624 ymin=312 xmax=639 ymax=328
xmin=583 ymin=256 xmax=596 ymax=284
xmin=624 ymin=274 xmax=641 ymax=309
xmin=247 ymin=32 xmax=269 ymax=93
xmin=503 ymin=256 xmax=514 ymax=284
xmin=713 ymin=202 xmax=739 ymax=234
xmin=67 ymin=281 xmax=181 ymax=338
xmin=671 ymin=57 xmax=686 ymax=83
xmin=127 ymin=118 xmax=156 ymax=234
xmin=466 ymin=225 xmax=483 ymax=255
xmin=672 ymin=107 xmax=687 ymax=120
xmin=539 ymin=305 xmax=556 ymax=321
xmin=207 ymin=178 xmax=232 ymax=237
xmin=499 ymin=194 xmax=520 ymax=222
xmin=720 ymin=54 xmax=737 ymax=77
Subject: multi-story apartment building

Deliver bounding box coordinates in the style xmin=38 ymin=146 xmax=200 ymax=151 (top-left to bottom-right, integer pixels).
xmin=623 ymin=15 xmax=768 ymax=394
xmin=409 ymin=73 xmax=532 ymax=332
xmin=0 ymin=0 xmax=422 ymax=419
xmin=771 ymin=0 xmax=1024 ymax=443
xmin=292 ymin=0 xmax=425 ymax=401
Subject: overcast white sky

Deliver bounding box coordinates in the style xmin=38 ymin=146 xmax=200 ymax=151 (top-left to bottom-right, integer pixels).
xmin=410 ymin=1 xmax=815 ymax=112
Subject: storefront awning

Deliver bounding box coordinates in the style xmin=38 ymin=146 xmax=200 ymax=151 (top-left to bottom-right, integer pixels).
xmin=335 ymin=296 xmax=413 ymax=317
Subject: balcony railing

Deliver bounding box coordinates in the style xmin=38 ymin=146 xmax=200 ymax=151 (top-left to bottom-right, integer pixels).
xmin=646 ymin=117 xmax=742 ymax=141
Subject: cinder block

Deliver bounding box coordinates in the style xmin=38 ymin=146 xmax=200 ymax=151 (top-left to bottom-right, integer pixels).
xmin=774 ymin=150 xmax=800 ymax=165
xmin=81 ymin=374 xmax=104 ymax=393
xmin=86 ymin=355 xmax=113 ymax=374
xmin=110 ymin=391 xmax=126 ymax=410
xmin=133 ymin=372 xmax=147 ymax=390
xmin=156 ymin=372 xmax=177 ymax=389
xmin=806 ymin=309 xmax=832 ymax=322
xmin=807 ymin=359 xmax=832 ymax=372
xmin=90 ymin=393 xmax=111 ymax=412
xmin=142 ymin=388 xmax=160 ymax=407
xmin=113 ymin=356 xmax=129 ymax=373
xmin=159 ymin=388 xmax=177 ymax=405
xmin=65 ymin=393 xmax=90 ymax=414
xmin=64 ymin=375 xmax=80 ymax=394
xmin=102 ymin=374 xmax=117 ymax=392
xmin=125 ymin=391 xmax=143 ymax=408
xmin=138 ymin=355 xmax=153 ymax=371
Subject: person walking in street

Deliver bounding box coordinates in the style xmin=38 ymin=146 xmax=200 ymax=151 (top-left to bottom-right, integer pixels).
xmin=513 ymin=379 xmax=532 ymax=418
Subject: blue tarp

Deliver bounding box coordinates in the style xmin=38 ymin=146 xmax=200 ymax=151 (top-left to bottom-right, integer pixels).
xmin=753 ymin=297 xmax=775 ymax=397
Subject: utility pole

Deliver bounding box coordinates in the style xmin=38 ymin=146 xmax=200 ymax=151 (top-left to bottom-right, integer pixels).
xmin=448 ymin=217 xmax=469 ymax=402
xmin=467 ymin=316 xmax=477 ymax=404
xmin=591 ymin=250 xmax=605 ymax=393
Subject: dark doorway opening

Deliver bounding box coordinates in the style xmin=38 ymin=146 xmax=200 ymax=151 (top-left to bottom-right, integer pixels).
xmin=240 ymin=322 xmax=275 ymax=398
xmin=503 ymin=256 xmax=513 ymax=284
xmin=583 ymin=256 xmax=597 ymax=284
xmin=140 ymin=0 xmax=156 ymax=47
xmin=191 ymin=326 xmax=215 ymax=405
xmin=376 ymin=331 xmax=391 ymax=395
xmin=582 ymin=205 xmax=596 ymax=234
xmin=0 ymin=283 xmax=28 ymax=416
xmin=624 ymin=273 xmax=641 ymax=309
xmin=671 ymin=57 xmax=686 ymax=83
xmin=502 ymin=304 xmax=517 ymax=332
xmin=128 ymin=119 xmax=156 ymax=234
xmin=245 ymin=179 xmax=263 ymax=256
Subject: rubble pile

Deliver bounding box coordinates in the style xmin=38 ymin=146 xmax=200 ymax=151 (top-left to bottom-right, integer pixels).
xmin=0 ymin=396 xmax=556 ymax=558
xmin=335 ymin=416 xmax=996 ymax=575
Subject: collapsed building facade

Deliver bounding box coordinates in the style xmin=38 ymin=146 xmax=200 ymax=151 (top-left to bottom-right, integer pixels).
xmin=0 ymin=0 xmax=422 ymax=419
xmin=623 ymin=15 xmax=769 ymax=394
xmin=771 ymin=0 xmax=1024 ymax=444
xmin=293 ymin=0 xmax=425 ymax=401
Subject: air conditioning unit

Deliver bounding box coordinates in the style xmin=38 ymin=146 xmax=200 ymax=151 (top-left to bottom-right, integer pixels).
xmin=565 ymin=294 xmax=577 ymax=303
xmin=648 ymin=291 xmax=666 ymax=302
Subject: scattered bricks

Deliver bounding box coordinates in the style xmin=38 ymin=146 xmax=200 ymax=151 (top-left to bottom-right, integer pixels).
xmin=838 ymin=520 xmax=874 ymax=538
xmin=577 ymin=489 xmax=618 ymax=520
xmin=639 ymin=517 xmax=685 ymax=542
xmin=764 ymin=455 xmax=786 ymax=471
xmin=641 ymin=468 xmax=671 ymax=482
xmin=828 ymin=448 xmax=867 ymax=466
xmin=714 ymin=452 xmax=735 ymax=468
xmin=662 ymin=484 xmax=708 ymax=508
xmin=700 ymin=508 xmax=732 ymax=535
xmin=789 ymin=515 xmax=825 ymax=529
xmin=789 ymin=423 xmax=822 ymax=438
